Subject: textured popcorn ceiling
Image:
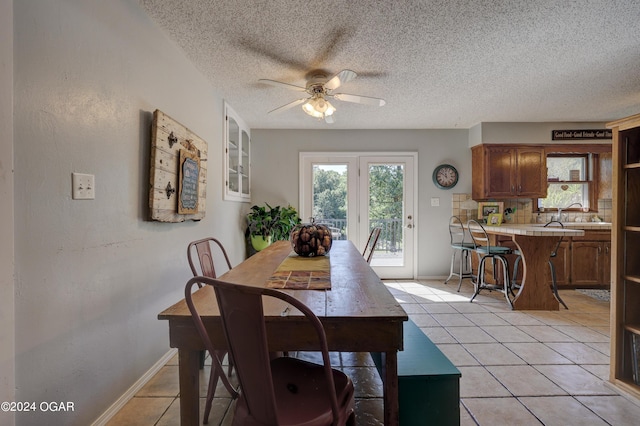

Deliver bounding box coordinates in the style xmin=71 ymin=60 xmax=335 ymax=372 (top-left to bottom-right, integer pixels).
xmin=139 ymin=0 xmax=640 ymax=129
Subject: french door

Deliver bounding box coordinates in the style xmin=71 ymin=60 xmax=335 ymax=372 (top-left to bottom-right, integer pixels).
xmin=300 ymin=152 xmax=416 ymax=279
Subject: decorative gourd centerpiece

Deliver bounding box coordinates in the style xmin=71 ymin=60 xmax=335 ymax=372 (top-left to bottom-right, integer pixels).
xmin=290 ymin=219 xmax=332 ymax=257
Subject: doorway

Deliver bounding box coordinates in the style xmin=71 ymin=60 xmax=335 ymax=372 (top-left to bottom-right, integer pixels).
xmin=300 ymin=152 xmax=417 ymax=279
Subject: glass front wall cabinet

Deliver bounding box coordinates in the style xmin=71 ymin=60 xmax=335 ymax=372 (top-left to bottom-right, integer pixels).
xmin=224 ymin=102 xmax=251 ymax=201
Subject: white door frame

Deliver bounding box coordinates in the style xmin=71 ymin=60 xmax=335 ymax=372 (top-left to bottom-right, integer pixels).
xmin=299 ymin=151 xmax=418 ymax=279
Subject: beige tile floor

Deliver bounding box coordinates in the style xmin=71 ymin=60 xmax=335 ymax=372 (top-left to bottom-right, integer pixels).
xmin=107 ymin=279 xmax=640 ymax=425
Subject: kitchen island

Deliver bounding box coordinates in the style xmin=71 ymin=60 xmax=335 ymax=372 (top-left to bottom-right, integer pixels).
xmin=472 ymin=223 xmax=585 ymax=310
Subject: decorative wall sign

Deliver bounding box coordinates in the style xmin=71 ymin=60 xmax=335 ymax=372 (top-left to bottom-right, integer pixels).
xmin=178 ymin=149 xmax=200 ymax=214
xmin=149 ymin=110 xmax=207 ymax=222
xmin=551 ymin=129 xmax=612 ymax=141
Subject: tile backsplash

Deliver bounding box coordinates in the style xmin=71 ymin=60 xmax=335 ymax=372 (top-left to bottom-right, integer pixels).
xmin=451 ymin=194 xmax=612 ymax=224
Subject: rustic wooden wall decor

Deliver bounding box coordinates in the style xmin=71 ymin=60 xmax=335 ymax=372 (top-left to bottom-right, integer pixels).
xmin=149 ymin=110 xmax=207 ymax=222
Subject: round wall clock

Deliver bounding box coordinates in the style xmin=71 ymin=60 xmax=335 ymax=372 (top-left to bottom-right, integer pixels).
xmin=432 ymin=164 xmax=459 ymax=189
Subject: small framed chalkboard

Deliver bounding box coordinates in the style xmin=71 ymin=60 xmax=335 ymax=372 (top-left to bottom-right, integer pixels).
xmin=179 ymin=149 xmax=200 ymax=214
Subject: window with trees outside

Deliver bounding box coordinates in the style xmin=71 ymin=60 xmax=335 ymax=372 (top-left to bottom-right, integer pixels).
xmin=312 ymin=164 xmax=348 ymax=239
xmin=534 ymin=145 xmax=612 ymax=216
xmin=312 ymin=164 xmax=405 ymax=248
xmin=538 ymin=154 xmax=590 ymax=212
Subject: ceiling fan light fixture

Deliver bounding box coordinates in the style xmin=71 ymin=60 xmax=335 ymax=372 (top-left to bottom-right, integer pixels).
xmin=263 ymin=69 xmax=384 ymax=123
xmin=302 ymin=95 xmax=336 ymax=119
xmin=324 ymin=101 xmax=335 ymax=116
xmin=302 ymin=100 xmax=323 ymax=118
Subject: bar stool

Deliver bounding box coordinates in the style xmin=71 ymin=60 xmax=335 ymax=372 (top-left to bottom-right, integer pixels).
xmin=467 ymin=219 xmax=513 ymax=309
xmin=444 ymin=216 xmax=476 ymax=291
xmin=511 ymin=220 xmax=568 ymax=309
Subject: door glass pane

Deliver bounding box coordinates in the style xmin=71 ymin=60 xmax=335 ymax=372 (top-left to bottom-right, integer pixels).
xmin=312 ymin=164 xmax=348 ymax=240
xmin=368 ymin=164 xmax=404 ymax=266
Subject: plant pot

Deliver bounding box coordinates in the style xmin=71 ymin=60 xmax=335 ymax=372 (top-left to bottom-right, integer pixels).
xmin=250 ymin=235 xmax=272 ymax=251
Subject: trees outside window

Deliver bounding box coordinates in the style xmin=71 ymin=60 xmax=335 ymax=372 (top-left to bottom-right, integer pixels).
xmin=538 ymin=155 xmax=590 ymax=210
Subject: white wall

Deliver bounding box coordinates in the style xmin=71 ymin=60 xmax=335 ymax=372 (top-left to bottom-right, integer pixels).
xmin=251 ymin=129 xmax=471 ymax=278
xmin=0 ymin=0 xmax=15 ymax=424
xmin=11 ymin=0 xmax=247 ymax=424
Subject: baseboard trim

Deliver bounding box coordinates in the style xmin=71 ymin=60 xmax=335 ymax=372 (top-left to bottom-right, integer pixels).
xmin=90 ymin=348 xmax=178 ymax=426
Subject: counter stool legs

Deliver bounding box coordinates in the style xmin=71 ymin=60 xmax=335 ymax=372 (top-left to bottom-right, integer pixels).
xmin=444 ymin=246 xmax=474 ymax=291
xmin=549 ymin=259 xmax=568 ymax=309
xmin=511 ymin=254 xmax=523 ymax=291
xmin=470 ymin=254 xmax=513 ymax=309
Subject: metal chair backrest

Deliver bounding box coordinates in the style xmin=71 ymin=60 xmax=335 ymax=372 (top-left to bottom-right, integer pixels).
xmin=185 ymin=276 xmax=349 ymax=425
xmin=544 ymin=220 xmax=565 ymax=258
xmin=448 ymin=216 xmax=467 ymax=246
xmin=363 ymin=227 xmax=382 ymax=263
xmin=187 ymin=237 xmax=232 ymax=282
xmin=467 ymin=219 xmax=491 ymax=249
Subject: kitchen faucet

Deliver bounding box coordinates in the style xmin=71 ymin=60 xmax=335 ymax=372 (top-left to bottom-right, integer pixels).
xmin=556 ymin=202 xmax=583 ymax=222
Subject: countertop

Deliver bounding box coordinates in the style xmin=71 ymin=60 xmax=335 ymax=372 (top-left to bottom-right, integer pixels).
xmin=547 ymin=222 xmax=611 ymax=230
xmin=479 ymin=223 xmax=585 ymax=237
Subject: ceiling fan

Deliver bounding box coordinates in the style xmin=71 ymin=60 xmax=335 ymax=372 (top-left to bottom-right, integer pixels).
xmin=259 ymin=69 xmax=386 ymax=124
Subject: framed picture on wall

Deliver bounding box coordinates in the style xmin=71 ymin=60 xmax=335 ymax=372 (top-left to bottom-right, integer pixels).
xmin=477 ymin=202 xmax=504 ymax=222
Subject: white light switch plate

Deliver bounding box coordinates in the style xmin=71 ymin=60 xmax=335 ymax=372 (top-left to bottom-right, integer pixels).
xmin=72 ymin=173 xmax=95 ymax=200
xmin=431 ymin=197 xmax=440 ymax=207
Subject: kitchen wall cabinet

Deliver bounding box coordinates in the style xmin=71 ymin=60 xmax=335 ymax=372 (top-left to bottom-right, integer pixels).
xmin=224 ymin=102 xmax=250 ymax=201
xmin=471 ymin=145 xmax=547 ymax=200
xmin=607 ymin=113 xmax=640 ymax=400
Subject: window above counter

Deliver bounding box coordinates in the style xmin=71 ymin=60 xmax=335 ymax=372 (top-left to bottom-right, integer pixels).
xmin=534 ymin=144 xmax=611 ymax=214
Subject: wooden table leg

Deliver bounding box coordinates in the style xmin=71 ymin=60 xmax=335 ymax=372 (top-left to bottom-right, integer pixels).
xmin=512 ymin=235 xmax=560 ymax=310
xmin=178 ymin=348 xmax=200 ymax=426
xmin=382 ymin=351 xmax=400 ymax=426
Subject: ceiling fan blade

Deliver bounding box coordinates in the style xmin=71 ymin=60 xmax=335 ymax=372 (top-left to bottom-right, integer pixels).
xmin=333 ymin=93 xmax=386 ymax=107
xmin=259 ymin=79 xmax=307 ymax=92
xmin=324 ymin=114 xmax=335 ymax=124
xmin=324 ymin=69 xmax=357 ymax=91
xmin=235 ymin=38 xmax=308 ymax=70
xmin=267 ymin=98 xmax=307 ymax=114
xmin=310 ymin=26 xmax=354 ymax=67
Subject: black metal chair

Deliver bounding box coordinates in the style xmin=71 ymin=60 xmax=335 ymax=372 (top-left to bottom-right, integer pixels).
xmin=362 ymin=227 xmax=382 ymax=264
xmin=187 ymin=237 xmax=235 ymax=423
xmin=511 ymin=220 xmax=568 ymax=309
xmin=444 ymin=216 xmax=476 ymax=291
xmin=467 ymin=220 xmax=513 ymax=309
xmin=185 ymin=276 xmax=356 ymax=425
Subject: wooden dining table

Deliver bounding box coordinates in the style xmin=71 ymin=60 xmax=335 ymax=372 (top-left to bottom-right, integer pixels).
xmin=158 ymin=240 xmax=408 ymax=425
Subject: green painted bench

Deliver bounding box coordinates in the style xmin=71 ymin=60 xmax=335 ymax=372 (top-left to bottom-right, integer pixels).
xmin=371 ymin=319 xmax=461 ymax=425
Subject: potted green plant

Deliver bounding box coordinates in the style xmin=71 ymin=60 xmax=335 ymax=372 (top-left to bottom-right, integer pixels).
xmin=246 ymin=203 xmax=300 ymax=251
xmin=272 ymin=204 xmax=301 ymax=241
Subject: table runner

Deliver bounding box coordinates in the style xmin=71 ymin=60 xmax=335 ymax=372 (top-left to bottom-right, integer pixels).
xmin=265 ymin=251 xmax=331 ymax=289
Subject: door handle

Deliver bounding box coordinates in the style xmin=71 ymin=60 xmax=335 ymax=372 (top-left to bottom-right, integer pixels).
xmin=407 ymin=224 xmax=413 ymax=229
